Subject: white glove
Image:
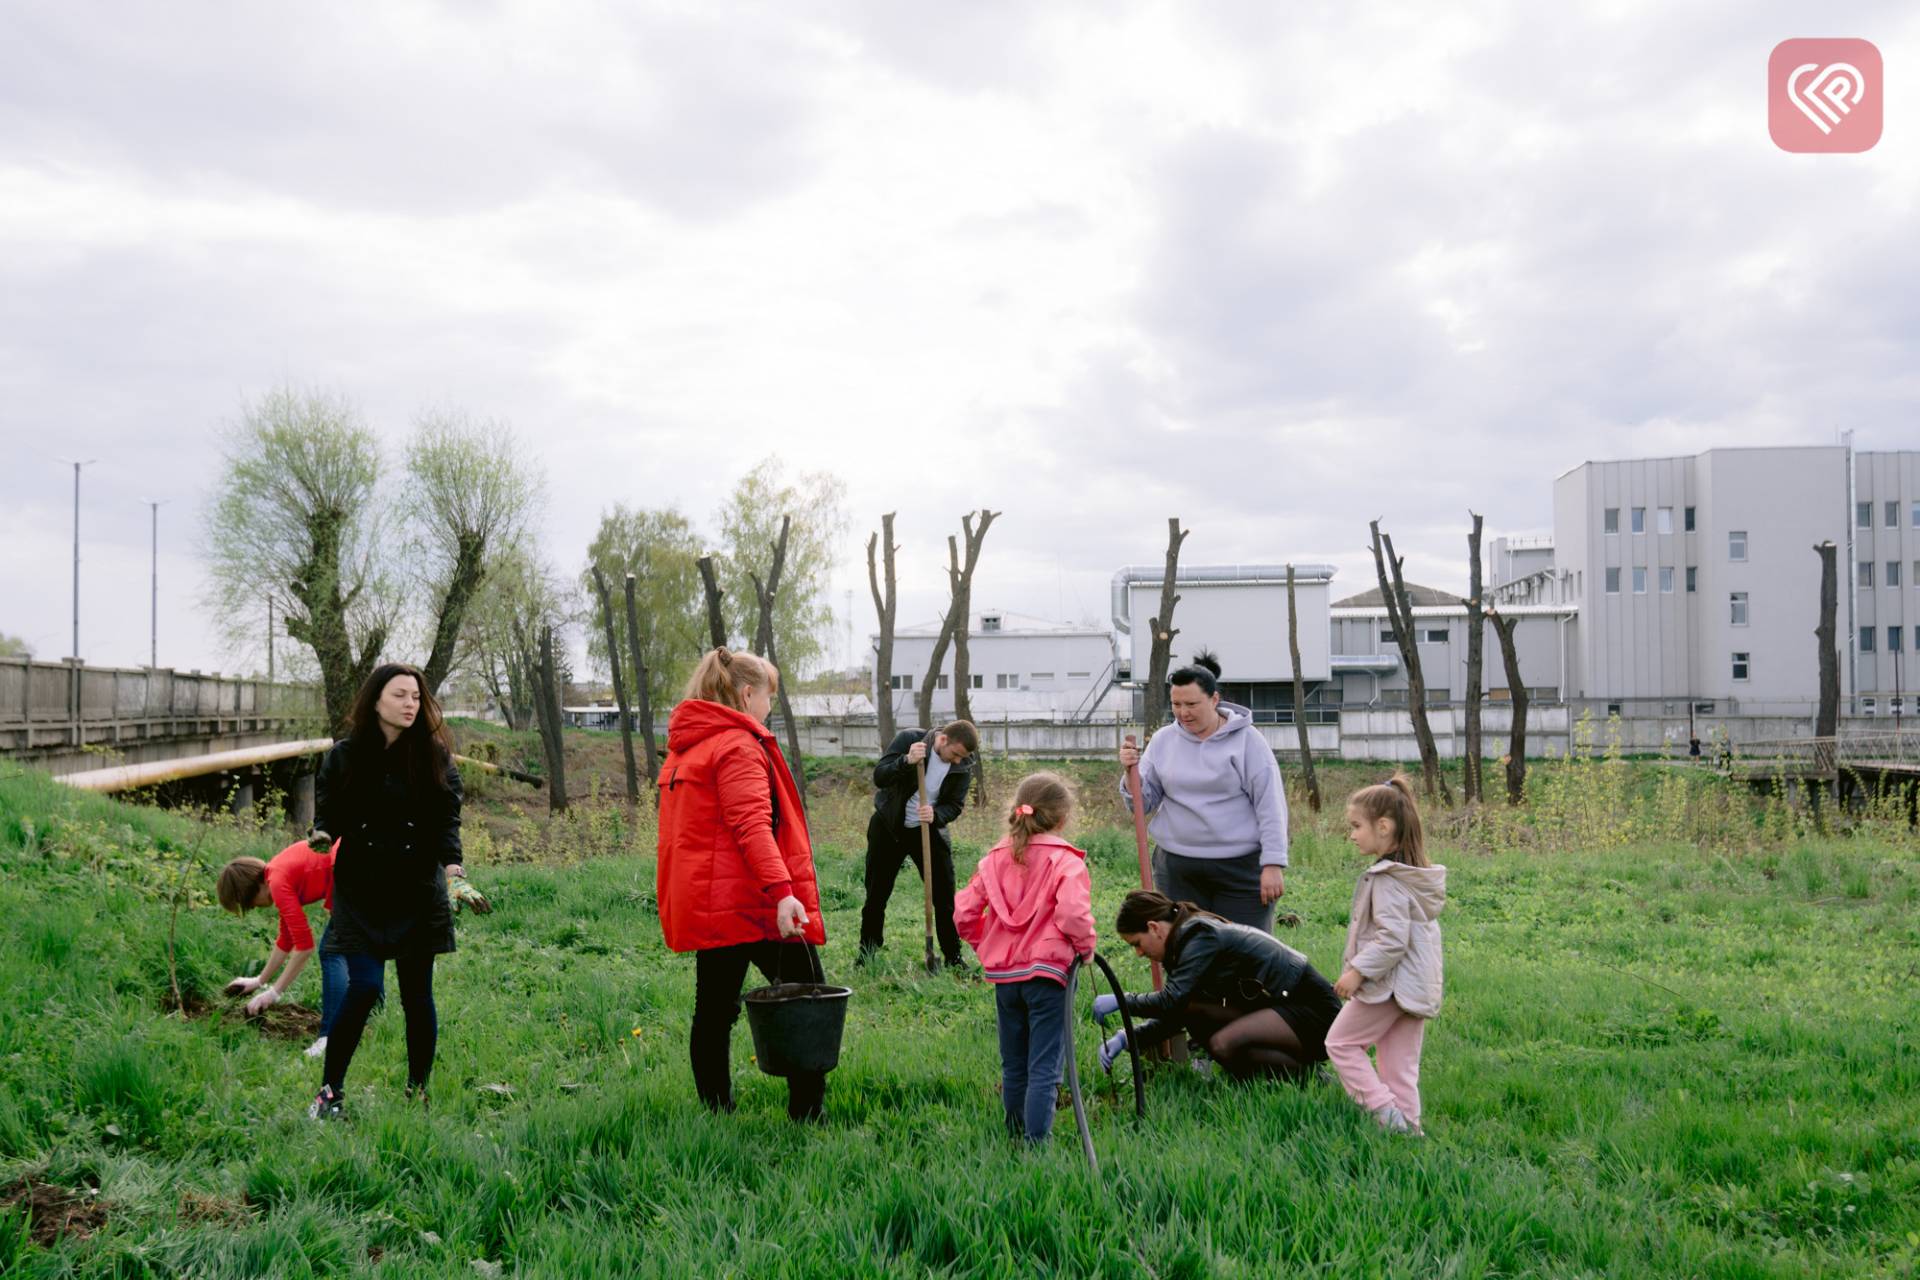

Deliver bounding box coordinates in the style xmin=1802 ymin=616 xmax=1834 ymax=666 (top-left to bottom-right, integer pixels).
xmin=1099 ymin=1029 xmax=1130 ymax=1072
xmin=225 ymin=975 xmax=263 ymax=996
xmin=246 ymin=988 xmax=280 ymax=1017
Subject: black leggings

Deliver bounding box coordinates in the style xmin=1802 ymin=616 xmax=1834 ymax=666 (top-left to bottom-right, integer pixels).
xmin=321 ymin=952 xmax=437 ymax=1093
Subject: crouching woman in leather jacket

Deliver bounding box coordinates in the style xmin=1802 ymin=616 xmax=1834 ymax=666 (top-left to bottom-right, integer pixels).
xmin=1094 ymin=890 xmax=1342 ymax=1080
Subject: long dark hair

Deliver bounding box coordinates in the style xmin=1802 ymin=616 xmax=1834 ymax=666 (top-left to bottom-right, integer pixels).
xmin=341 ymin=663 xmax=454 ymax=792
xmin=1115 ymin=889 xmax=1222 ymax=970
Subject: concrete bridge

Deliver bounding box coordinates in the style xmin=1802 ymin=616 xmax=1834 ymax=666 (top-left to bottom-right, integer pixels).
xmin=0 ymin=655 xmax=323 ymax=777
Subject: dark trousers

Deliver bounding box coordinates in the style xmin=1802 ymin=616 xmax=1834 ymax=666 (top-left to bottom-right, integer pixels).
xmin=321 ymin=951 xmax=436 ymax=1093
xmin=1155 ymin=848 xmax=1274 ymax=933
xmin=691 ymin=941 xmax=826 ymax=1121
xmin=859 ymin=812 xmax=961 ymax=965
xmin=995 ymin=979 xmax=1070 ymax=1142
xmin=316 ymin=921 xmax=347 ymax=1039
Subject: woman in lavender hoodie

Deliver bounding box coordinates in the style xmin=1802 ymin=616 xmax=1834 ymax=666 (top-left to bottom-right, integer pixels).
xmin=1119 ymin=655 xmax=1290 ymax=932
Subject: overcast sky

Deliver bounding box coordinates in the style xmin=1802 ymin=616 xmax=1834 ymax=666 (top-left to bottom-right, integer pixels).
xmin=2 ymin=0 xmax=1914 ymax=676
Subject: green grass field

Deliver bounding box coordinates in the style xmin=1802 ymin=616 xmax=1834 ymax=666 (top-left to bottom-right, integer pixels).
xmin=1 ymin=744 xmax=1917 ymax=1278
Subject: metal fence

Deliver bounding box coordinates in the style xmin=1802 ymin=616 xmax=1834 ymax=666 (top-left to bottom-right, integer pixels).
xmin=0 ymin=656 xmax=322 ymax=755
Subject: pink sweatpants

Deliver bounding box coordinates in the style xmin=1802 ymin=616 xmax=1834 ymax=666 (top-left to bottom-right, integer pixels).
xmin=1325 ymin=997 xmax=1427 ymax=1127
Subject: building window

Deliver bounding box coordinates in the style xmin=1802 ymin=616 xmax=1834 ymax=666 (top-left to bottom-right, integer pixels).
xmin=1730 ymin=591 xmax=1748 ymax=625
xmin=1030 ymin=671 xmax=1054 ymax=682
xmin=1657 ymin=507 xmax=1673 ymax=534
xmin=1684 ymin=506 xmax=1696 ymax=532
xmin=1423 ymin=628 xmax=1449 ymax=644
xmin=1859 ymin=561 xmax=1874 ymax=589
xmin=889 ymin=674 xmax=913 ymax=690
xmin=936 ymin=674 xmax=949 ymax=690
xmin=1686 ymin=566 xmax=1697 ymax=593
xmin=1605 ymin=567 xmax=1621 ymax=594
xmin=981 ymin=614 xmax=1002 ymax=632
xmin=1912 ymin=502 xmax=1920 ymax=529
xmin=1894 ymin=697 xmax=1907 ymax=715
xmin=1378 ymin=628 xmax=1396 ymax=644
xmin=1660 ymin=567 xmax=1675 ymax=594
xmin=1631 ymin=507 xmax=1646 ymax=534
xmin=1729 ymin=531 xmax=1747 ymax=560
xmin=1732 ymin=652 xmax=1750 ymax=681
xmin=1889 ymin=500 xmax=1901 ymax=528
xmin=1426 ymin=687 xmax=1451 ymax=704
xmin=970 ymin=674 xmax=984 ymax=689
xmin=1888 ymin=561 xmax=1903 ymax=588
xmin=1693 ymin=701 xmax=1716 ymax=714
xmin=1606 ymin=702 xmax=1622 ymax=717
xmin=1863 ymin=697 xmax=1877 ymax=715
xmin=1891 ymin=627 xmax=1904 ymax=653
xmin=1068 ymin=671 xmax=1090 ymax=679
xmin=1857 ymin=501 xmax=1873 ymax=528
xmin=996 ymin=673 xmax=1019 ymax=689
xmin=1604 ymin=507 xmax=1619 ymax=534
xmin=1633 ymin=566 xmax=1647 ymax=594
xmin=1859 ymin=628 xmax=1875 ymax=653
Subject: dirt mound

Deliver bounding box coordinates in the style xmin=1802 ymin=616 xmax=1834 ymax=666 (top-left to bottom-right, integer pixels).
xmin=2 ymin=1179 xmax=109 ymax=1246
xmin=167 ymin=993 xmax=322 ymax=1042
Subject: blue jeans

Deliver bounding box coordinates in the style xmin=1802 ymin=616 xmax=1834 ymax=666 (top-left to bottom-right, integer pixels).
xmin=995 ymin=979 xmax=1070 ymax=1143
xmin=316 ymin=922 xmax=347 ymax=1038
xmin=320 ymin=951 xmax=437 ymax=1093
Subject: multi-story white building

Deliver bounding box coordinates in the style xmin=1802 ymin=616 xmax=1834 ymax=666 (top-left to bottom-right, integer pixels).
xmin=1539 ymin=444 xmax=1918 ymax=718
xmin=874 ymin=610 xmax=1122 ymax=725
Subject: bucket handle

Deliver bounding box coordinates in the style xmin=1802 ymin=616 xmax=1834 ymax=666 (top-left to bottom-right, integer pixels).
xmin=774 ymin=937 xmax=824 ymax=987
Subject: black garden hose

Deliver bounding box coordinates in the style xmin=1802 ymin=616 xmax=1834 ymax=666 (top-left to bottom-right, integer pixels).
xmin=1091 ymin=951 xmax=1146 ymax=1122
xmin=1062 ymin=960 xmax=1097 ymax=1171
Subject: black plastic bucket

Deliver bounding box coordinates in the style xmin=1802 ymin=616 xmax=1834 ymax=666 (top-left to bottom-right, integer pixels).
xmin=743 ymin=982 xmax=851 ymax=1076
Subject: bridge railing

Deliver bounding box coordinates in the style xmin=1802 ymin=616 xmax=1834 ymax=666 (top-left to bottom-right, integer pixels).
xmin=0 ymin=656 xmax=322 ymax=753
xmin=1728 ymin=732 xmax=1916 ymax=773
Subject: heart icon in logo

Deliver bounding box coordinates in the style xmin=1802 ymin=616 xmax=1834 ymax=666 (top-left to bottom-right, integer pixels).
xmin=1786 ymin=62 xmax=1865 ymax=134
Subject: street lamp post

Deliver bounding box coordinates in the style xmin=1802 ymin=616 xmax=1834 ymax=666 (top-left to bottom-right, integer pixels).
xmin=144 ymin=499 xmax=169 ymax=669
xmin=58 ymin=459 xmax=96 ymax=659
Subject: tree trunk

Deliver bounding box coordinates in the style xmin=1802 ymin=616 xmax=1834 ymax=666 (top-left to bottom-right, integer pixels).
xmin=590 ymin=565 xmax=639 ymax=805
xmin=420 ymin=530 xmax=487 ymax=695
xmin=917 ymin=611 xmax=956 ymax=729
xmin=867 ymin=514 xmax=899 ymax=743
xmin=1370 ymin=520 xmax=1453 ymax=805
xmin=1488 ymin=605 xmax=1528 ymax=805
xmin=624 ymin=574 xmax=660 ymax=793
xmin=949 ymin=510 xmax=999 ymax=726
xmin=535 ymin=624 xmax=569 ymax=813
xmin=697 ymin=555 xmax=727 ymax=650
xmin=281 ymin=505 xmax=388 ymax=734
xmin=1143 ymin=518 xmax=1190 ymax=731
xmin=1463 ymin=512 xmax=1485 ymax=805
xmin=1814 ymin=541 xmax=1839 ymax=738
xmin=1285 ymin=565 xmax=1322 ymax=812
xmin=748 ymin=516 xmax=807 ymax=806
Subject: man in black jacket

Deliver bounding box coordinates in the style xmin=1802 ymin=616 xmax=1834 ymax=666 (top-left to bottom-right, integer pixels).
xmin=858 ymin=720 xmax=980 ymax=966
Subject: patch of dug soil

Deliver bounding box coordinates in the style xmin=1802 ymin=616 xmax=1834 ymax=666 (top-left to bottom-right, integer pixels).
xmin=2 ymin=1179 xmax=109 ymax=1246
xmin=166 ymin=993 xmax=322 ymax=1041
xmin=178 ymin=1190 xmax=252 ymax=1228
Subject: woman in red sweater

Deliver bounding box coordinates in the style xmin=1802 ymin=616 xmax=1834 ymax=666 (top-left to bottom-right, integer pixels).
xmin=218 ymin=840 xmax=347 ymax=1058
xmin=657 ymin=647 xmax=827 ymax=1121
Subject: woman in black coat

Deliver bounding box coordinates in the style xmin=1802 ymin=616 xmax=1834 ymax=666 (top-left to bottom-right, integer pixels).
xmin=1094 ymin=890 xmax=1341 ymax=1081
xmin=306 ymin=663 xmax=464 ymax=1120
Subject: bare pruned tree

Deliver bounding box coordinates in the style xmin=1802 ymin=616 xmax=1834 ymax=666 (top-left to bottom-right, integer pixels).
xmin=1463 ymin=512 xmax=1486 ymax=805
xmin=697 ymin=555 xmax=727 ymax=650
xmin=532 ymin=623 xmax=569 ymax=814
xmin=867 ymin=514 xmax=899 ymax=743
xmin=1486 ymin=602 xmax=1527 ymax=805
xmin=1814 ymin=541 xmax=1840 ymax=738
xmin=1370 ymin=519 xmax=1453 ymax=805
xmin=749 ymin=515 xmax=807 ymax=805
xmin=1143 ymin=518 xmax=1190 ymax=730
xmin=947 ymin=510 xmax=998 ymax=725
xmin=1286 ymin=564 xmax=1322 ymax=812
xmin=590 ymin=566 xmax=639 ymax=805
xmin=624 ymin=574 xmax=661 ymax=793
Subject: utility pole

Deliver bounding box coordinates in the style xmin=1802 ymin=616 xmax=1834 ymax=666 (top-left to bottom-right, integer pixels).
xmin=267 ymin=598 xmax=275 ymax=684
xmin=143 ymin=498 xmax=168 ymax=669
xmin=59 ymin=459 xmax=96 ymax=659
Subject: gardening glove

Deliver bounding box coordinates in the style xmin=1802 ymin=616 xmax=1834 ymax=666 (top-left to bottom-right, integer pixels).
xmin=1099 ymin=1029 xmax=1130 ymax=1073
xmin=246 ymin=988 xmax=280 ymax=1017
xmin=225 ymin=975 xmax=263 ymax=996
xmin=449 ymin=875 xmax=493 ymax=915
xmin=1091 ymin=993 xmax=1121 ymax=1026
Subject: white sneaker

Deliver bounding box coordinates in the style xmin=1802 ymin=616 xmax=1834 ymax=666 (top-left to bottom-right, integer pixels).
xmin=304 ymin=1036 xmax=329 ymax=1059
xmin=1375 ymin=1104 xmax=1413 ymax=1134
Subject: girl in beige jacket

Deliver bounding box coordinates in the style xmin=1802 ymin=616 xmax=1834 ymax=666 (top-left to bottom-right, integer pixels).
xmin=1325 ymin=775 xmax=1446 ymax=1135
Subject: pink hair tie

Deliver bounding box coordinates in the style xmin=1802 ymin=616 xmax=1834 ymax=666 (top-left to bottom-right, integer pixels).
xmin=1015 ymin=804 xmax=1034 ymax=816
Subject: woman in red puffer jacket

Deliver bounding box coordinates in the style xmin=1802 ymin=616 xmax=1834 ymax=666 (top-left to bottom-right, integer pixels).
xmin=657 ymin=647 xmax=828 ymax=1120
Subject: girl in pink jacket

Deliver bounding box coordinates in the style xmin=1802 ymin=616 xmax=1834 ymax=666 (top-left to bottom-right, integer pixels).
xmin=954 ymin=772 xmax=1097 ymax=1144
xmin=1326 ymin=774 xmax=1447 ymax=1136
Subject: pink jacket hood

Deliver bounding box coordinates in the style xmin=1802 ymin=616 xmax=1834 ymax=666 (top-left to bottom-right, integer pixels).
xmin=954 ymin=833 xmax=1097 ymax=986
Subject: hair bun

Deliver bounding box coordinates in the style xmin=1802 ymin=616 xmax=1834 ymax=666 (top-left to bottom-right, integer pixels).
xmin=716 ymin=647 xmax=733 ymax=666
xmin=1191 ymin=649 xmax=1222 ymax=679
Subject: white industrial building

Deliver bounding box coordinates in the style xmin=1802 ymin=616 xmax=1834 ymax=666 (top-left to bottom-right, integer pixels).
xmin=873 ymin=610 xmax=1124 ymax=726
